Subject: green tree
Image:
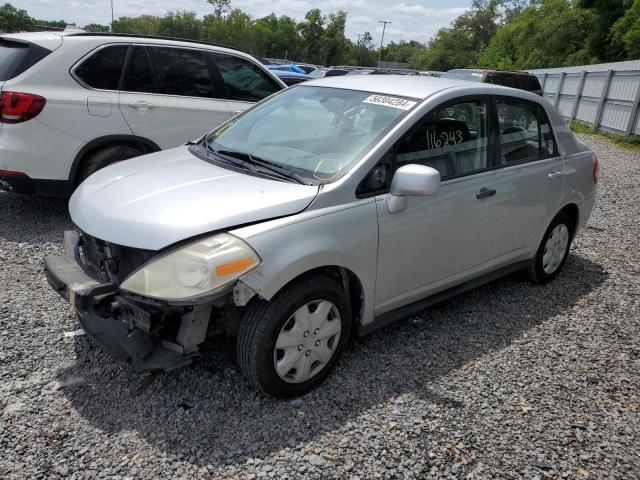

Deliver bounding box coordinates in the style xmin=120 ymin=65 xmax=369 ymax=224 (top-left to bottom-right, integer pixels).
xmin=207 ymin=0 xmax=231 ymax=20
xmin=479 ymin=0 xmax=595 ymax=69
xmin=34 ymin=19 xmax=66 ymax=30
xmin=611 ymin=0 xmax=640 ymax=59
xmin=577 ymin=0 xmax=634 ymax=62
xmin=298 ymin=9 xmax=325 ymax=64
xmin=203 ymin=9 xmax=252 ymax=52
xmin=253 ymin=14 xmax=301 ymax=59
xmin=417 ymin=0 xmax=501 ymax=71
xmin=84 ymin=23 xmax=110 ymax=32
xmin=156 ymin=10 xmax=202 ymax=40
xmin=0 ymin=3 xmax=34 ymax=32
xmin=111 ymin=15 xmax=160 ymax=35
xmin=322 ymin=11 xmax=347 ymax=65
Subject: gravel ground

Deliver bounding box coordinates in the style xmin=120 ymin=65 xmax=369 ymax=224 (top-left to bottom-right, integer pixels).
xmin=1 ymin=134 xmax=638 ymax=479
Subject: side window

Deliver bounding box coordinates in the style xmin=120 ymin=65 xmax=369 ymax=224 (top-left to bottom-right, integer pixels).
xmin=395 ymin=99 xmax=489 ymax=179
xmin=146 ymin=47 xmax=215 ymax=98
xmin=209 ymin=53 xmax=280 ymax=102
xmin=74 ymin=45 xmax=128 ymax=90
xmin=539 ymin=107 xmax=557 ymax=156
xmin=122 ymin=46 xmax=155 ymax=93
xmin=497 ymin=99 xmax=557 ymax=164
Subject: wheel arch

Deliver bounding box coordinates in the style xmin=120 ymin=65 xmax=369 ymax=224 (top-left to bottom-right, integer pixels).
xmin=559 ymin=203 xmax=579 ymax=238
xmin=69 ymin=135 xmax=161 ymax=184
xmin=245 ymin=265 xmax=366 ymax=330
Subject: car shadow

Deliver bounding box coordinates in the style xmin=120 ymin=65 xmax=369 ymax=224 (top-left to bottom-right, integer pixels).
xmin=0 ymin=194 xmax=72 ymax=244
xmin=56 ymin=252 xmax=606 ymax=467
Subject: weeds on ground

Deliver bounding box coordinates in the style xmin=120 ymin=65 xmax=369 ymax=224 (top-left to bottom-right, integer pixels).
xmin=570 ymin=121 xmax=640 ymax=152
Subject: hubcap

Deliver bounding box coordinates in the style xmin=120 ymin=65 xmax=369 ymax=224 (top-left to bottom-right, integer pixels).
xmin=542 ymin=223 xmax=569 ymax=274
xmin=273 ymin=299 xmax=341 ymax=384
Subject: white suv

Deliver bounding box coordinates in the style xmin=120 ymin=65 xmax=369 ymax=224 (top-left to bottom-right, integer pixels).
xmin=0 ymin=31 xmax=285 ymax=196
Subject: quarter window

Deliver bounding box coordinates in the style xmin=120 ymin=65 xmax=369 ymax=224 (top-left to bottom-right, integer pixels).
xmin=497 ymin=100 xmax=557 ymax=164
xmin=146 ymin=47 xmax=215 ymax=98
xmin=122 ymin=46 xmax=155 ymax=93
xmin=74 ymin=45 xmax=128 ymax=90
xmin=395 ymin=99 xmax=489 ymax=179
xmin=209 ymin=53 xmax=280 ymax=102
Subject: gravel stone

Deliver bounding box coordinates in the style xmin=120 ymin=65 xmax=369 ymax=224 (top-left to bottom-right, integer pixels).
xmin=0 ymin=133 xmax=639 ymax=479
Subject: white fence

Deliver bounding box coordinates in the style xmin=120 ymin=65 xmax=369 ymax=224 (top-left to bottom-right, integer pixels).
xmin=529 ymin=60 xmax=640 ymax=135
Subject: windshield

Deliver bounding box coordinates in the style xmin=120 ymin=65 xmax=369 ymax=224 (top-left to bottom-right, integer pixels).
xmin=204 ymin=85 xmax=417 ymax=183
xmin=442 ymin=70 xmax=484 ymax=82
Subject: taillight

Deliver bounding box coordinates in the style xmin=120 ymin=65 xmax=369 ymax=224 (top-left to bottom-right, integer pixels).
xmin=592 ymin=152 xmax=599 ymax=184
xmin=0 ymin=91 xmax=46 ymax=123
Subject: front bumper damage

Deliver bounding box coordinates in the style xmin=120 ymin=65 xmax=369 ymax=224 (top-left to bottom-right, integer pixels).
xmin=44 ymin=231 xmax=232 ymax=371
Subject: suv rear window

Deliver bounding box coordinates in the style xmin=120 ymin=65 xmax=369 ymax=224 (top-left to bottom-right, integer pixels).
xmin=0 ymin=39 xmax=52 ymax=81
xmin=74 ymin=45 xmax=129 ymax=90
xmin=521 ymin=75 xmax=542 ymax=92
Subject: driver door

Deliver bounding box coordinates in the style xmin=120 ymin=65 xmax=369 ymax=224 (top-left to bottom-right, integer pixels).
xmin=372 ymin=98 xmax=504 ymax=315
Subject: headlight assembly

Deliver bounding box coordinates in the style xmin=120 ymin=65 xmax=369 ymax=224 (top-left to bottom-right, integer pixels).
xmin=120 ymin=233 xmax=260 ymax=301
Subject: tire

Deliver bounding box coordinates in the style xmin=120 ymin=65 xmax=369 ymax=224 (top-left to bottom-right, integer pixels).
xmin=75 ymin=145 xmax=143 ymax=186
xmin=527 ymin=211 xmax=574 ymax=284
xmin=237 ymin=275 xmax=352 ymax=398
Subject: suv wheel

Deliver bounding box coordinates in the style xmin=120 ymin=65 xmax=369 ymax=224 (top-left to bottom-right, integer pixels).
xmin=76 ymin=145 xmax=143 ymax=186
xmin=527 ymin=211 xmax=574 ymax=284
xmin=237 ymin=275 xmax=352 ymax=397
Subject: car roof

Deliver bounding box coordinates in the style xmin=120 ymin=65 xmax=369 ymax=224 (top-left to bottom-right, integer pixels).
xmin=448 ymin=68 xmax=535 ymax=77
xmin=2 ymin=31 xmax=242 ymax=55
xmin=305 ymin=75 xmax=509 ymax=100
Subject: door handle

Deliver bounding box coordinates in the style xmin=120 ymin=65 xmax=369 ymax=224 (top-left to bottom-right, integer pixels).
xmin=230 ymin=110 xmax=243 ymax=116
xmin=548 ymin=170 xmax=563 ymax=180
xmin=128 ymin=100 xmax=154 ymax=110
xmin=476 ymin=187 xmax=497 ymax=199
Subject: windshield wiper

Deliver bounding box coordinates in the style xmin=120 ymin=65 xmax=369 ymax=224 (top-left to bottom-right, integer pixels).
xmin=217 ymin=149 xmax=308 ymax=185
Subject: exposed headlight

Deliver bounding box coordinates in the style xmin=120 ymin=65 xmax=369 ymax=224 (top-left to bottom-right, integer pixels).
xmin=120 ymin=233 xmax=260 ymax=301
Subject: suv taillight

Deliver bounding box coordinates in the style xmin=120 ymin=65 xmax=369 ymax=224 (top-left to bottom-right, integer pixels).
xmin=592 ymin=152 xmax=599 ymax=184
xmin=0 ymin=91 xmax=46 ymax=124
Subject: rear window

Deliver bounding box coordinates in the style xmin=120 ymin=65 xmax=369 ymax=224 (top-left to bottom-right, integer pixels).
xmin=441 ymin=70 xmax=484 ymax=82
xmin=0 ymin=39 xmax=52 ymax=81
xmin=521 ymin=75 xmax=541 ymax=92
xmin=74 ymin=45 xmax=129 ymax=90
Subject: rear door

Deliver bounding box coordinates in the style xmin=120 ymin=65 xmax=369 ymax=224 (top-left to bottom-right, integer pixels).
xmin=491 ymin=97 xmax=563 ymax=262
xmin=207 ymin=52 xmax=283 ymax=117
xmin=119 ymin=45 xmax=232 ymax=149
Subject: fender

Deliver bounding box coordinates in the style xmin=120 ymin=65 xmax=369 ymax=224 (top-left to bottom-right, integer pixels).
xmin=68 ymin=135 xmax=161 ymax=183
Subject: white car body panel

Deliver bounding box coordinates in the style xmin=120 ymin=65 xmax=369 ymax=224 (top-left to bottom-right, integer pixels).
xmin=0 ymin=32 xmax=285 ymax=193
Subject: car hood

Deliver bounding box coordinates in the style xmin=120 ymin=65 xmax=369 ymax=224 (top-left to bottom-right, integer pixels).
xmin=69 ymin=146 xmax=320 ymax=250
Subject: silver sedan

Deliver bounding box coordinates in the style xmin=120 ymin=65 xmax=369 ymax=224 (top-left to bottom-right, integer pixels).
xmin=45 ymin=75 xmax=597 ymax=397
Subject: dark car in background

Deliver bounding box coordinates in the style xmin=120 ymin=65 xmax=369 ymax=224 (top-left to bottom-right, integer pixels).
xmin=271 ymin=69 xmax=313 ymax=86
xmin=442 ymin=69 xmax=542 ymax=95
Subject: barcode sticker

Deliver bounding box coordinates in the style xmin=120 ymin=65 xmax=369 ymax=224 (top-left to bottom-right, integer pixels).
xmin=363 ymin=95 xmax=417 ymax=110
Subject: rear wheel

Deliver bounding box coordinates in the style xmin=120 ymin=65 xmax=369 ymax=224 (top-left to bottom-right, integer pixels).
xmin=75 ymin=145 xmax=143 ymax=186
xmin=527 ymin=211 xmax=573 ymax=283
xmin=237 ymin=275 xmax=351 ymax=397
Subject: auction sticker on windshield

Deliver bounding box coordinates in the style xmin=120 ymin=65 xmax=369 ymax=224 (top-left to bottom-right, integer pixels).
xmin=363 ymin=95 xmax=417 ymax=110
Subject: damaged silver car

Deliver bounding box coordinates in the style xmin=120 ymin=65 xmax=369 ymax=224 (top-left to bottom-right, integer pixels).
xmin=45 ymin=75 xmax=597 ymax=397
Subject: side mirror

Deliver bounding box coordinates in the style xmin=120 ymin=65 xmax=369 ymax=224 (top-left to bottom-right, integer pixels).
xmin=387 ymin=164 xmax=440 ymax=213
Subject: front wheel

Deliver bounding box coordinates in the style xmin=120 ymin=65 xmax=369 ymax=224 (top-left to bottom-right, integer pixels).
xmin=527 ymin=211 xmax=574 ymax=283
xmin=237 ymin=275 xmax=351 ymax=397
